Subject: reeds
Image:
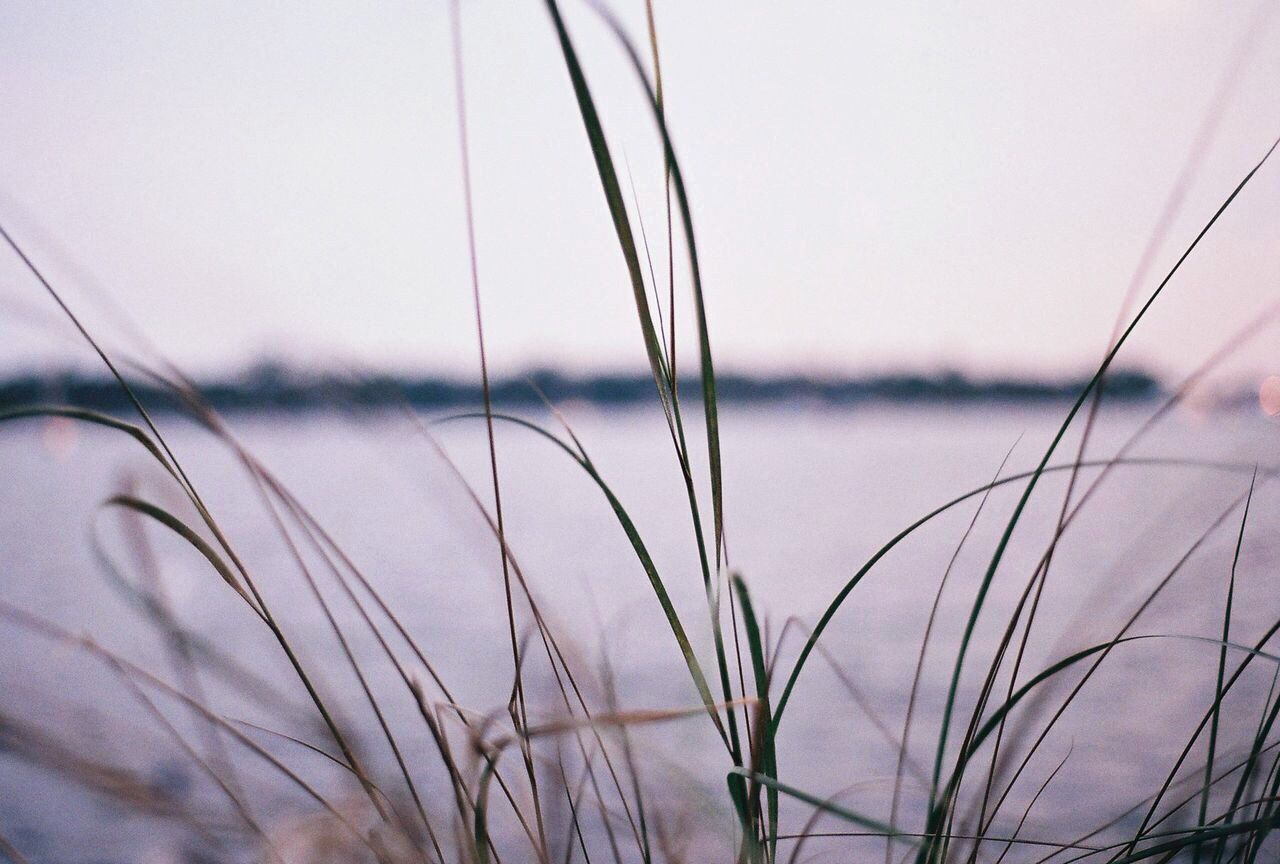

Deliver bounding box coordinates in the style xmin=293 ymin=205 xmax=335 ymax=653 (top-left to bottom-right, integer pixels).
xmin=2 ymin=4 xmax=1280 ymax=863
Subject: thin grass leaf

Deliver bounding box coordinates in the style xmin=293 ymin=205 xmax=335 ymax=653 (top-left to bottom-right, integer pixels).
xmin=0 ymin=600 xmax=387 ymax=862
xmin=475 ymin=754 xmax=500 ymax=864
xmin=1196 ymin=471 xmax=1257 ymax=864
xmin=965 ymin=467 xmax=1271 ymax=843
xmin=103 ymin=656 xmax=283 ymax=864
xmin=450 ymin=2 xmax=547 ymax=849
xmin=541 ymin=0 xmax=744 ymax=774
xmin=581 ymin=2 xmax=725 ymax=570
xmin=0 ymin=405 xmax=174 ymax=475
xmin=921 ymin=135 xmax=1280 ymax=864
xmin=925 ymin=634 xmax=1280 ymax=864
xmin=991 ymin=744 xmax=1073 ymax=864
xmin=734 ymin=575 xmax=777 ymax=863
xmin=103 ymin=494 xmax=262 ymax=618
xmin=438 ymin=411 xmax=726 ymax=744
xmin=639 ymin=0 xmax=676 ymax=383
xmin=1104 ymin=816 xmax=1280 ymax=864
xmin=771 ymin=454 xmax=1272 ymax=736
xmin=892 ymin=440 xmax=1018 ymax=864
xmin=2 ymin=399 xmax=387 ymax=828
xmin=730 ymin=768 xmax=913 ymax=847
xmin=540 ymin=0 xmax=671 ymax=407
xmin=1216 ymin=658 xmax=1280 ymax=864
xmin=244 ymin=473 xmax=439 ymax=859
xmin=1065 ymin=503 xmax=1280 ymax=861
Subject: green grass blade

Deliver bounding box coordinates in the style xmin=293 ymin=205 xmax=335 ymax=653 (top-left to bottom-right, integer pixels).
xmin=475 ymin=754 xmax=499 ymax=864
xmin=539 ymin=0 xmax=672 ymax=410
xmin=730 ymin=768 xmax=913 ymax=848
xmin=925 ymin=634 xmax=1280 ymax=864
xmin=1196 ymin=470 xmax=1256 ymax=864
xmin=891 ymin=441 xmax=1016 ymax=864
xmin=440 ymin=412 xmax=726 ymax=745
xmin=1216 ymin=662 xmax=1280 ymax=864
xmin=584 ymin=0 xmax=725 ymax=574
xmin=541 ymin=0 xmax=744 ymax=773
xmin=642 ymin=0 xmax=677 ymax=382
xmin=769 ymin=455 xmax=1268 ymax=737
xmin=734 ymin=574 xmax=778 ymax=862
xmin=990 ymin=744 xmax=1072 ymax=864
xmin=1106 ymin=816 xmax=1280 ymax=864
xmin=920 ymin=135 xmax=1280 ymax=864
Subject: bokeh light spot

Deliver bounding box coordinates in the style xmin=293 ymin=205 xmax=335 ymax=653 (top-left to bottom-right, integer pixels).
xmin=1259 ymin=376 xmax=1280 ymax=416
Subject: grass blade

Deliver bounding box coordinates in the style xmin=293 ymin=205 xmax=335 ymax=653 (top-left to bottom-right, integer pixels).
xmin=440 ymin=411 xmax=726 ymax=744
xmin=1195 ymin=470 xmax=1256 ymax=864
xmin=734 ymin=575 xmax=778 ymax=862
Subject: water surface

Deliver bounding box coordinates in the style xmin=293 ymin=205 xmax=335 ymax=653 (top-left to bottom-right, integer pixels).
xmin=2 ymin=403 xmax=1277 ymax=861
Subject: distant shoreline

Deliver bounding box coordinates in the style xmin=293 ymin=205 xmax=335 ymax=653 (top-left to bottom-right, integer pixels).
xmin=0 ymin=366 xmax=1170 ymax=414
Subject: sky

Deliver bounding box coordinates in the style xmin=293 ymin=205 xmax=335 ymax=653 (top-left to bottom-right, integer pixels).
xmin=1 ymin=1 xmax=1279 ymax=381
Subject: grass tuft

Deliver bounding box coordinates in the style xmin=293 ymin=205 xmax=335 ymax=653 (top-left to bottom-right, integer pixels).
xmin=2 ymin=7 xmax=1280 ymax=864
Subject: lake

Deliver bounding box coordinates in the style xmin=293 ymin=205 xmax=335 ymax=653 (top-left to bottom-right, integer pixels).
xmin=2 ymin=401 xmax=1278 ymax=862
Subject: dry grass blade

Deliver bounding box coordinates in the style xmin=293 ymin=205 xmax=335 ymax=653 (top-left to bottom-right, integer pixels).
xmin=0 ymin=832 xmax=30 ymax=864
xmin=447 ymin=4 xmax=544 ymax=853
xmin=0 ymin=600 xmax=387 ymax=862
xmin=103 ymin=494 xmax=263 ymax=619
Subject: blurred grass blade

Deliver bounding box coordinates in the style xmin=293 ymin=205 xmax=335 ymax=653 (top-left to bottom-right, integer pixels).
xmin=0 ymin=832 xmax=30 ymax=864
xmin=475 ymin=754 xmax=499 ymax=864
xmin=103 ymin=494 xmax=262 ymax=619
xmin=0 ymin=406 xmax=175 ymax=475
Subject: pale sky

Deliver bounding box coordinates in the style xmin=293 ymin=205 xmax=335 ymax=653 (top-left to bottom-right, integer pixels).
xmin=1 ymin=2 xmax=1279 ymax=380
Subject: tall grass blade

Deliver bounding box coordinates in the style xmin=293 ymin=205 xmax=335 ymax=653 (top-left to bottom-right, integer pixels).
xmin=441 ymin=411 xmax=726 ymax=744
xmin=541 ymin=0 xmax=744 ymax=772
xmin=734 ymin=574 xmax=778 ymax=863
xmin=583 ymin=0 xmax=726 ymax=577
xmin=919 ymin=133 xmax=1280 ymax=863
xmin=1195 ymin=470 xmax=1256 ymax=864
xmin=450 ymin=1 xmax=547 ymax=849
xmin=475 ymin=754 xmax=500 ymax=864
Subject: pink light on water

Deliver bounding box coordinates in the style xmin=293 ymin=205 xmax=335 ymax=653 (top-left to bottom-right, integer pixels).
xmin=1259 ymin=376 xmax=1280 ymax=416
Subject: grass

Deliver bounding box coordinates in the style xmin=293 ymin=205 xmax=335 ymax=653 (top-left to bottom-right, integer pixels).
xmin=2 ymin=3 xmax=1280 ymax=863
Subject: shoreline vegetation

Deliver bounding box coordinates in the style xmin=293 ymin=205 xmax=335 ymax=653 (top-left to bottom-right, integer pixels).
xmin=0 ymin=365 xmax=1170 ymax=414
xmin=4 ymin=0 xmax=1280 ymax=859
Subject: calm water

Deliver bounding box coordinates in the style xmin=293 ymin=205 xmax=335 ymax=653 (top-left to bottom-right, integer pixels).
xmin=2 ymin=403 xmax=1278 ymax=862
